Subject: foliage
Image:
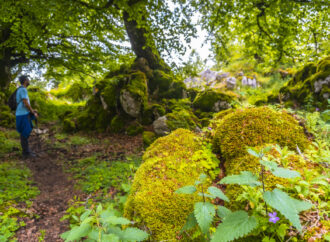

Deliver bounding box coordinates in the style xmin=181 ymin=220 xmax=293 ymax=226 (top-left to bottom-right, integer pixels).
xmin=61 ymin=203 xmax=148 ymax=242
xmin=0 ymin=130 xmax=20 ymax=157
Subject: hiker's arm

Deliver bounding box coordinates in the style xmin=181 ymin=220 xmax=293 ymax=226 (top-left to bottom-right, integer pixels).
xmin=22 ymin=99 xmax=38 ymax=118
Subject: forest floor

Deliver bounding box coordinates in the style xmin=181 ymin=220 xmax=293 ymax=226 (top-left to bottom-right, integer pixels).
xmin=2 ymin=124 xmax=143 ymax=241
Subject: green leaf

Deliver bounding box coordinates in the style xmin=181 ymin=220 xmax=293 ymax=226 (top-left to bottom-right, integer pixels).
xmin=271 ymin=168 xmax=301 ymax=179
xmin=80 ymin=209 xmax=92 ymax=221
xmin=181 ymin=212 xmax=197 ymax=232
xmin=211 ymin=211 xmax=258 ymax=242
xmin=219 ymin=171 xmax=261 ymax=187
xmin=121 ymin=227 xmax=149 ymax=241
xmin=194 ymin=202 xmax=215 ymax=234
xmin=175 ymin=185 xmax=197 ymax=194
xmin=247 ymin=148 xmax=260 ymax=158
xmin=102 ymin=216 xmax=131 ymax=225
xmin=63 ymin=223 xmax=92 ymax=241
xmin=207 ymin=186 xmax=230 ymax=202
xmin=102 ymin=234 xmax=120 ymax=242
xmin=217 ymin=206 xmax=232 ymax=219
xmin=96 ymin=204 xmax=103 ymax=214
xmin=199 ymin=173 xmax=207 ymax=182
xmin=264 ymin=189 xmax=312 ymax=231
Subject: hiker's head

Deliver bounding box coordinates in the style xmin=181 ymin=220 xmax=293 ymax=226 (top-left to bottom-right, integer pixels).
xmin=19 ymin=75 xmax=30 ymax=86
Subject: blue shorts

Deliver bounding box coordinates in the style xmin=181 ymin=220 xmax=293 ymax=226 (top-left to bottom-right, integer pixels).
xmin=16 ymin=113 xmax=35 ymax=138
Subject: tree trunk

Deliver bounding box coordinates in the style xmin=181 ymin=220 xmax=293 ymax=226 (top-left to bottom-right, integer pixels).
xmin=0 ymin=58 xmax=12 ymax=89
xmin=123 ymin=10 xmax=170 ymax=73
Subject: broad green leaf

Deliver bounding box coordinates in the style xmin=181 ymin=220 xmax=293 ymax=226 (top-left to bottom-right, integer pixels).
xmin=80 ymin=209 xmax=92 ymax=221
xmin=247 ymin=148 xmax=260 ymax=158
xmin=272 ymin=168 xmax=301 ymax=179
xmin=260 ymin=159 xmax=278 ymax=170
xmin=199 ymin=173 xmax=207 ymax=182
xmin=181 ymin=212 xmax=197 ymax=232
xmin=194 ymin=202 xmax=216 ymax=234
xmin=63 ymin=223 xmax=92 ymax=241
xmin=207 ymin=186 xmax=230 ymax=202
xmin=121 ymin=227 xmax=149 ymax=241
xmin=217 ymin=206 xmax=232 ymax=219
xmin=102 ymin=216 xmax=131 ymax=225
xmin=175 ymin=185 xmax=197 ymax=194
xmin=219 ymin=171 xmax=261 ymax=187
xmin=198 ymin=192 xmax=215 ymax=199
xmin=102 ymin=234 xmax=120 ymax=242
xmin=211 ymin=211 xmax=258 ymax=242
xmin=96 ymin=204 xmax=103 ymax=214
xmin=264 ymin=189 xmax=312 ymax=231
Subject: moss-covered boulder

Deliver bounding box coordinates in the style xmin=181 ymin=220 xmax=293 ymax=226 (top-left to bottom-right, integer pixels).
xmin=153 ymin=109 xmax=201 ymax=136
xmin=193 ymin=89 xmax=236 ymax=112
xmin=142 ymin=131 xmax=157 ymax=147
xmin=126 ymin=123 xmax=144 ymax=136
xmin=124 ymin=129 xmax=219 ymax=241
xmin=110 ymin=115 xmax=126 ymax=133
xmin=268 ymin=56 xmax=330 ymax=109
xmin=120 ymin=72 xmax=148 ymax=118
xmin=0 ymin=105 xmax=15 ymax=128
xmin=63 ymin=118 xmax=76 ymax=133
xmin=213 ymin=107 xmax=310 ymax=161
xmin=141 ymin=104 xmax=166 ymax=125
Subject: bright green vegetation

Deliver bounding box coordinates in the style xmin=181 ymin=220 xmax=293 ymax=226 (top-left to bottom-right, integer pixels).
xmin=0 ymin=162 xmax=39 ymax=241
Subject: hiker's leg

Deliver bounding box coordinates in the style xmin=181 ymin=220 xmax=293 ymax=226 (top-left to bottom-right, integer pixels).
xmin=20 ymin=134 xmax=30 ymax=155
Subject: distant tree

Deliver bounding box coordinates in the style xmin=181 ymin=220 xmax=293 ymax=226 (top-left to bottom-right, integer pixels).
xmin=192 ymin=0 xmax=330 ymax=66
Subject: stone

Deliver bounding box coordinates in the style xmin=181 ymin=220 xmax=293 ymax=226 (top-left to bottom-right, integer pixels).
xmin=225 ymin=77 xmax=236 ymax=89
xmin=120 ymin=89 xmax=141 ymax=118
xmin=153 ymin=116 xmax=170 ymax=136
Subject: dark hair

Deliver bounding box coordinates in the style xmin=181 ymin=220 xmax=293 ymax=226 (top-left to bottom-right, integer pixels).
xmin=19 ymin=75 xmax=29 ymax=85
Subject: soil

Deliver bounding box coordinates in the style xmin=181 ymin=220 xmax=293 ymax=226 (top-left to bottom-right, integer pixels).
xmin=14 ymin=126 xmax=143 ymax=242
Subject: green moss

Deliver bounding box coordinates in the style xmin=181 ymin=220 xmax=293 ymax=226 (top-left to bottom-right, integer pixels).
xmin=149 ymin=70 xmax=173 ymax=95
xmin=166 ymin=109 xmax=200 ymax=131
xmin=63 ymin=118 xmax=76 ymax=133
xmin=124 ymin=129 xmax=218 ymax=241
xmin=100 ymin=78 xmax=120 ymax=109
xmin=213 ymin=107 xmax=310 ymax=161
xmin=141 ymin=104 xmax=166 ymax=125
xmin=126 ymin=123 xmax=144 ymax=136
xmin=110 ymin=115 xmax=125 ymax=133
xmin=161 ymin=80 xmax=186 ymax=99
xmin=125 ymin=71 xmax=148 ymax=104
xmin=193 ymin=89 xmax=235 ymax=112
xmin=142 ymin=131 xmax=157 ymax=147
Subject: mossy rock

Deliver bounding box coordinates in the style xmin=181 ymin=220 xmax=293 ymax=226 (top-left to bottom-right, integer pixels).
xmin=141 ymin=103 xmax=166 ymax=125
xmin=120 ymin=71 xmax=148 ymax=118
xmin=126 ymin=123 xmax=144 ymax=136
xmin=124 ymin=129 xmax=218 ymax=241
xmin=166 ymin=109 xmax=200 ymax=132
xmin=270 ymin=56 xmax=330 ymax=109
xmin=193 ymin=89 xmax=236 ymax=112
xmin=161 ymin=80 xmax=186 ymax=99
xmin=142 ymin=131 xmax=157 ymax=147
xmin=149 ymin=70 xmax=173 ymax=96
xmin=213 ymin=107 xmax=310 ymax=161
xmin=110 ymin=115 xmax=126 ymax=133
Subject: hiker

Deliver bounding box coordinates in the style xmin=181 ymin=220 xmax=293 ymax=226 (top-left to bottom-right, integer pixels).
xmin=15 ymin=75 xmax=38 ymax=158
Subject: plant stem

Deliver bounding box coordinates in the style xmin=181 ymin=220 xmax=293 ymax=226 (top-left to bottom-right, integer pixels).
xmin=201 ymin=185 xmax=205 ymax=203
xmin=261 ymin=165 xmax=268 ymax=213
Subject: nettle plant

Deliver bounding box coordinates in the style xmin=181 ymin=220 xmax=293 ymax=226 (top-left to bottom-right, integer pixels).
xmin=61 ymin=204 xmax=148 ymax=242
xmin=176 ymin=145 xmax=313 ymax=242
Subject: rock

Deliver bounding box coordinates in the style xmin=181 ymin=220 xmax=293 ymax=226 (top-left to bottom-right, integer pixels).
xmin=153 ymin=116 xmax=170 ymax=136
xmin=193 ymin=89 xmax=235 ymax=112
xmin=216 ymin=72 xmax=230 ymax=81
xmin=120 ymin=89 xmax=141 ymax=118
xmin=142 ymin=131 xmax=157 ymax=147
xmin=213 ymin=100 xmax=231 ymax=112
xmin=225 ymin=76 xmax=236 ymax=89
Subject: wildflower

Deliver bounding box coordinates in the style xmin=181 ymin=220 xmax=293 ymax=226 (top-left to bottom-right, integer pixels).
xmin=316 ymin=108 xmax=320 ymax=112
xmin=268 ymin=212 xmax=279 ymax=224
xmin=208 ymin=127 xmax=212 ymax=131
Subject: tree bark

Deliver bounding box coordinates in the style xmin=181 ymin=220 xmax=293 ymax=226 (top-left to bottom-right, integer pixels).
xmin=0 ymin=27 xmax=13 ymax=89
xmin=123 ymin=9 xmax=170 ymax=72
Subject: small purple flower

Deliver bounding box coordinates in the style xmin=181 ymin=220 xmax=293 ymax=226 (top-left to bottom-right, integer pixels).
xmin=268 ymin=212 xmax=280 ymax=224
xmin=208 ymin=127 xmax=212 ymax=131
xmin=316 ymin=108 xmax=320 ymax=112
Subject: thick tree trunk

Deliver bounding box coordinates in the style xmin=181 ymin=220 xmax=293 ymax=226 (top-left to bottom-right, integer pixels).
xmin=0 ymin=58 xmax=12 ymax=89
xmin=123 ymin=10 xmax=170 ymax=73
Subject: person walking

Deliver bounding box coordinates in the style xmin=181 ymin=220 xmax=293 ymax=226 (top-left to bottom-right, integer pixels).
xmin=15 ymin=75 xmax=38 ymax=158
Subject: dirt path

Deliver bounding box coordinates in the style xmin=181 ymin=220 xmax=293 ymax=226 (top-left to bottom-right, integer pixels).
xmin=16 ymin=132 xmax=78 ymax=242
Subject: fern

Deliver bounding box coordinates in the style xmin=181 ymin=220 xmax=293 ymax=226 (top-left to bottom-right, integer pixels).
xmin=211 ymin=210 xmax=257 ymax=242
xmin=194 ymin=202 xmax=215 ymax=234
xmin=219 ymin=171 xmax=261 ymax=187
xmin=264 ymin=189 xmax=312 ymax=231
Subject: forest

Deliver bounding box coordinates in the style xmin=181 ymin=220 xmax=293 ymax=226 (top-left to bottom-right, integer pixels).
xmin=0 ymin=0 xmax=329 ymax=241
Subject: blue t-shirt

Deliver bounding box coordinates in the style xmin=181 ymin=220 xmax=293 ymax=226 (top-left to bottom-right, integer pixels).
xmin=16 ymin=86 xmax=30 ymax=116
